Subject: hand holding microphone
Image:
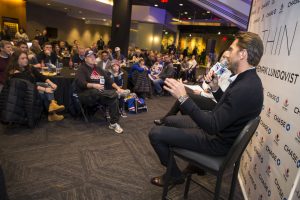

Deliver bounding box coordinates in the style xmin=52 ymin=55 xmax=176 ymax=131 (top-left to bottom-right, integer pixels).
xmin=204 ymin=70 xmax=219 ymax=92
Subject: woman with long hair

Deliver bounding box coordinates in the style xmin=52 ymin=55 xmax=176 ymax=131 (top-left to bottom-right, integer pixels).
xmin=6 ymin=50 xmax=65 ymax=121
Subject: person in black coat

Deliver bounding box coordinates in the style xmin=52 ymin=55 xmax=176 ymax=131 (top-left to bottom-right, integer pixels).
xmin=149 ymin=31 xmax=264 ymax=187
xmin=4 ymin=50 xmax=65 ymax=122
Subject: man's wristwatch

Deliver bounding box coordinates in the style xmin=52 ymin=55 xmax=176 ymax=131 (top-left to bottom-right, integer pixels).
xmin=178 ymin=95 xmax=189 ymax=104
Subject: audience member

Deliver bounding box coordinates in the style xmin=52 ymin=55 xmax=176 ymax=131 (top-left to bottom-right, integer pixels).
xmin=74 ymin=50 xmax=125 ymax=134
xmin=0 ymin=41 xmax=12 ymax=92
xmin=15 ymin=28 xmax=29 ymax=42
xmin=5 ymin=50 xmax=65 ymax=121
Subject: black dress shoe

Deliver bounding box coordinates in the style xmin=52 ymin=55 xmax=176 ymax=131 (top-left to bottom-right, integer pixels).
xmin=154 ymin=119 xmax=164 ymax=126
xmin=150 ymin=174 xmax=185 ymax=187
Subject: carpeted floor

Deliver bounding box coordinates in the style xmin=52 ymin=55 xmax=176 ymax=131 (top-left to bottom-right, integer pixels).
xmin=0 ymin=96 xmax=244 ymax=200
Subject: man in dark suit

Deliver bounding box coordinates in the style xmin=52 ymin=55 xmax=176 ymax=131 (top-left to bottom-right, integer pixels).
xmin=97 ymin=50 xmax=112 ymax=73
xmin=149 ymin=32 xmax=264 ymax=186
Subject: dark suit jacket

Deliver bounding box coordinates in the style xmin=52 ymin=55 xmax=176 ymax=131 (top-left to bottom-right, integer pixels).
xmin=181 ymin=69 xmax=263 ymax=149
xmin=97 ymin=60 xmax=112 ymax=72
xmin=159 ymin=62 xmax=175 ymax=80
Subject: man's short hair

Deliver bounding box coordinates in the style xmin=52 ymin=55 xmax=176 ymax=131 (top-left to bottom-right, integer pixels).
xmin=235 ymin=31 xmax=264 ymax=66
xmin=17 ymin=41 xmax=27 ymax=47
xmin=101 ymin=50 xmax=109 ymax=55
xmin=43 ymin=42 xmax=52 ymax=47
xmin=0 ymin=40 xmax=11 ymax=49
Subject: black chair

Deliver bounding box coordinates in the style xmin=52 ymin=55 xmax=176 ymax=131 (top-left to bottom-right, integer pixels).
xmin=162 ymin=116 xmax=261 ymax=200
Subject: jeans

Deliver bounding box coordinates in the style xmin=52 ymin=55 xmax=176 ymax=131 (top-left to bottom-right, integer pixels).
xmin=37 ymin=82 xmax=55 ymax=110
xmin=152 ymin=79 xmax=164 ymax=94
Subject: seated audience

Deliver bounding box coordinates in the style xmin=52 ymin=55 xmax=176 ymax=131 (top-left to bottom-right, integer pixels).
xmin=74 ymin=50 xmax=125 ymax=134
xmin=30 ymin=39 xmax=42 ymax=55
xmin=148 ymin=32 xmax=264 ymax=187
xmin=129 ymin=58 xmax=151 ymax=98
xmin=37 ymin=42 xmax=58 ymax=67
xmin=108 ymin=60 xmax=130 ymax=117
xmin=151 ymin=55 xmax=175 ymax=95
xmin=70 ymin=46 xmax=85 ymax=67
xmin=15 ymin=28 xmax=29 ymax=42
xmin=186 ymin=55 xmax=197 ymax=82
xmin=5 ymin=50 xmax=65 ymax=121
xmin=17 ymin=41 xmax=39 ymax=68
xmin=113 ymin=47 xmax=125 ymax=61
xmin=0 ymin=40 xmax=13 ymax=92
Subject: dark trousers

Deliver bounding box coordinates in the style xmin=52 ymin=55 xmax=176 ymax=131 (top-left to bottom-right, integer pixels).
xmin=162 ymin=92 xmax=217 ymax=121
xmin=0 ymin=166 xmax=8 ymax=200
xmin=78 ymin=89 xmax=120 ymax=124
xmin=149 ymin=115 xmax=228 ymax=177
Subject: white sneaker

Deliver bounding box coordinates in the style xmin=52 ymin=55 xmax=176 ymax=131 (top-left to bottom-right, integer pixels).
xmin=109 ymin=123 xmax=124 ymax=134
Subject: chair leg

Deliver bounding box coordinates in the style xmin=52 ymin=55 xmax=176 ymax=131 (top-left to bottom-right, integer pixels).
xmin=184 ymin=174 xmax=192 ymax=199
xmin=214 ymin=174 xmax=223 ymax=200
xmin=229 ymin=160 xmax=241 ymax=200
xmin=162 ymin=151 xmax=174 ymax=200
xmin=79 ymin=102 xmax=89 ymax=123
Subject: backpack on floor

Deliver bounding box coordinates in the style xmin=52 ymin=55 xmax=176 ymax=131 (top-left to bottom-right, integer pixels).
xmin=124 ymin=93 xmax=148 ymax=114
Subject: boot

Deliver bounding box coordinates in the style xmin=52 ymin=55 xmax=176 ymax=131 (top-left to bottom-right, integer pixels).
xmin=48 ymin=100 xmax=65 ymax=113
xmin=48 ymin=113 xmax=64 ymax=122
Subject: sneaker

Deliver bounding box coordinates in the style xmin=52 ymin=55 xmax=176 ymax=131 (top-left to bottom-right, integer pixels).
xmin=48 ymin=113 xmax=64 ymax=122
xmin=109 ymin=123 xmax=124 ymax=134
xmin=120 ymin=111 xmax=127 ymax=118
xmin=49 ymin=100 xmax=65 ymax=113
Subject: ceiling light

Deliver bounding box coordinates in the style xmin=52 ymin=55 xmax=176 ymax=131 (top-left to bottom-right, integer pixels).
xmin=165 ymin=32 xmax=168 ymax=35
xmin=188 ymin=17 xmax=191 ymax=20
xmin=103 ymin=19 xmax=107 ymax=21
xmin=184 ymin=11 xmax=188 ymax=14
xmin=47 ymin=3 xmax=51 ymax=6
xmin=189 ymin=34 xmax=192 ymax=37
xmin=154 ymin=4 xmax=158 ymax=7
xmin=207 ymin=11 xmax=211 ymax=13
xmin=179 ymin=3 xmax=183 ymax=6
xmin=64 ymin=7 xmax=68 ymax=10
xmin=82 ymin=17 xmax=86 ymax=20
xmin=218 ymin=32 xmax=221 ymax=35
xmin=95 ymin=0 xmax=113 ymax=5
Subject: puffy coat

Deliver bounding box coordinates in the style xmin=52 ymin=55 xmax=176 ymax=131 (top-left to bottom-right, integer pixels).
xmin=0 ymin=78 xmax=43 ymax=127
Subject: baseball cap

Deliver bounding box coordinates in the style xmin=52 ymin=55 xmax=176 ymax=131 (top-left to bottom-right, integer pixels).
xmin=115 ymin=47 xmax=120 ymax=52
xmin=84 ymin=50 xmax=95 ymax=57
xmin=111 ymin=59 xmax=120 ymax=67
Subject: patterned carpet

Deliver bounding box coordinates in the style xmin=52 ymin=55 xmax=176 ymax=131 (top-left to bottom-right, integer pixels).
xmin=0 ymin=96 xmax=244 ymax=200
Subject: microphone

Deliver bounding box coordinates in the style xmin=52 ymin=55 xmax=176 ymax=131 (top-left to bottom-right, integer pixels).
xmin=205 ymin=61 xmax=227 ymax=84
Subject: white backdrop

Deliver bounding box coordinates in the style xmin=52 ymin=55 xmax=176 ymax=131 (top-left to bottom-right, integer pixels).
xmin=239 ymin=0 xmax=300 ymax=199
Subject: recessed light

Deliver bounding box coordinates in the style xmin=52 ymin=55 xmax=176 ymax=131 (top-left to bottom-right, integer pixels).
xmin=218 ymin=32 xmax=221 ymax=35
xmin=47 ymin=3 xmax=51 ymax=6
xmin=103 ymin=19 xmax=107 ymax=21
xmin=165 ymin=32 xmax=168 ymax=35
xmin=184 ymin=11 xmax=188 ymax=14
xmin=154 ymin=4 xmax=158 ymax=7
xmin=189 ymin=34 xmax=192 ymax=37
xmin=82 ymin=17 xmax=86 ymax=20
xmin=188 ymin=17 xmax=191 ymax=20
xmin=64 ymin=7 xmax=68 ymax=10
xmin=179 ymin=3 xmax=183 ymax=6
xmin=207 ymin=11 xmax=210 ymax=13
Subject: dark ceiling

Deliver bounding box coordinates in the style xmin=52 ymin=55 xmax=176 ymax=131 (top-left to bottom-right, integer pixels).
xmin=131 ymin=0 xmax=220 ymax=20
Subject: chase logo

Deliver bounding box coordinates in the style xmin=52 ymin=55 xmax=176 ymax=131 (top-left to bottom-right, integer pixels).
xmin=294 ymin=106 xmax=300 ymax=117
xmin=284 ymin=145 xmax=299 ymax=167
xmin=266 ymin=145 xmax=280 ymax=166
xmin=267 ymin=91 xmax=280 ymax=103
xmin=282 ymin=99 xmax=289 ymax=111
xmin=274 ymin=115 xmax=291 ymax=132
xmin=260 ymin=120 xmax=272 ymax=134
